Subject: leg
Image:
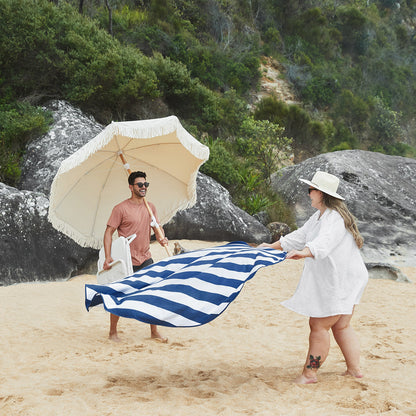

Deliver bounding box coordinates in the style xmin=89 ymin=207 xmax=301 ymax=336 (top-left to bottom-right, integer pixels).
xmin=295 ymin=315 xmax=341 ymax=384
xmin=331 ymin=311 xmax=363 ymax=378
xmin=133 ymin=260 xmax=167 ymax=343
xmin=109 ymin=313 xmax=120 ymax=341
xmin=150 ymin=324 xmax=168 ymax=343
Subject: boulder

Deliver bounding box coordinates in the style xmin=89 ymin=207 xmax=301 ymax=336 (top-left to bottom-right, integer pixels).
xmin=267 ymin=222 xmax=291 ymax=242
xmin=1 ymin=100 xmax=102 ymax=285
xmin=365 ymin=263 xmax=411 ymax=283
xmin=19 ymin=100 xmax=103 ymax=194
xmin=253 ymin=211 xmax=270 ymax=225
xmin=164 ymin=173 xmax=272 ymax=244
xmin=270 ymin=150 xmax=416 ymax=267
xmin=0 ymin=183 xmax=97 ymax=286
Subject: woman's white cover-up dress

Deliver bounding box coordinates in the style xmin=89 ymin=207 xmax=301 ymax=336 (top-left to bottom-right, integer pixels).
xmin=280 ymin=209 xmax=368 ymax=318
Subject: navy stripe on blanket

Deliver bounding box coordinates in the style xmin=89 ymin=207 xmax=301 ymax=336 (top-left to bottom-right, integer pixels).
xmin=85 ymin=241 xmax=286 ymax=327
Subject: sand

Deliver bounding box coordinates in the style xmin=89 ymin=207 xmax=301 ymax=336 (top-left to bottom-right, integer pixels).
xmin=1 ymin=240 xmax=415 ymax=416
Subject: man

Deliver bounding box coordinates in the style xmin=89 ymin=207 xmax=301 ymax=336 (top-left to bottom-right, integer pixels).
xmin=103 ymin=170 xmax=168 ymax=342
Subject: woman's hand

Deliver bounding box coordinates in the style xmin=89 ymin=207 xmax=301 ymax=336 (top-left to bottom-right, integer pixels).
xmin=258 ymin=240 xmax=283 ymax=250
xmin=286 ymin=247 xmax=313 ymax=260
xmin=258 ymin=242 xmax=271 ymax=248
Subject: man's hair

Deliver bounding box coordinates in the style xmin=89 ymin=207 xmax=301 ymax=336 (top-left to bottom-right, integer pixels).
xmin=128 ymin=171 xmax=147 ymax=185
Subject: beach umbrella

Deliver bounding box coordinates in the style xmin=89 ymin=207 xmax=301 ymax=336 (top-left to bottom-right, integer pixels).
xmin=48 ymin=115 xmax=209 ymax=252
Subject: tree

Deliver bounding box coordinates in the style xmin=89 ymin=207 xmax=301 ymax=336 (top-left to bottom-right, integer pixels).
xmin=370 ymin=95 xmax=403 ymax=148
xmin=238 ymin=117 xmax=291 ymax=183
xmin=254 ymin=96 xmax=331 ymax=161
xmin=336 ymin=6 xmax=369 ymax=56
xmin=104 ymin=0 xmax=117 ymax=35
xmin=331 ymin=89 xmax=370 ymax=136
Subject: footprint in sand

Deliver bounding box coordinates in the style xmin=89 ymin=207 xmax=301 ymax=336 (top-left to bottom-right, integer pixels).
xmin=46 ymin=388 xmax=64 ymax=396
xmin=170 ymin=342 xmax=186 ymax=348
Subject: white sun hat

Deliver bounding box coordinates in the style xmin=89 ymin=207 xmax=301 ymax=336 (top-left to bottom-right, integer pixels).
xmin=299 ymin=171 xmax=345 ymax=200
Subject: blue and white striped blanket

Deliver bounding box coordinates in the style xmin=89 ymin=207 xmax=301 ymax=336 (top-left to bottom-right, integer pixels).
xmin=85 ymin=241 xmax=286 ymax=327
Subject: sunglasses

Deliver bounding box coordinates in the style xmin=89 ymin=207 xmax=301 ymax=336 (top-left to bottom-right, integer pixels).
xmin=308 ymin=188 xmax=317 ymax=194
xmin=135 ymin=182 xmax=149 ymax=188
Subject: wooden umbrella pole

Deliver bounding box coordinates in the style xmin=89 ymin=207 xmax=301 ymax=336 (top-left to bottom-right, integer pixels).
xmin=119 ymin=151 xmax=172 ymax=257
xmin=143 ymin=198 xmax=172 ymax=257
xmin=119 ymin=151 xmax=130 ymax=172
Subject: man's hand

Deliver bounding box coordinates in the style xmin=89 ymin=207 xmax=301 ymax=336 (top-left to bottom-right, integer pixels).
xmin=158 ymin=237 xmax=169 ymax=246
xmin=103 ymin=256 xmax=114 ymax=270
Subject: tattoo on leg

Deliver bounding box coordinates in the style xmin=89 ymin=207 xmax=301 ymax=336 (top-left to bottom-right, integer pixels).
xmin=306 ymin=355 xmax=321 ymax=369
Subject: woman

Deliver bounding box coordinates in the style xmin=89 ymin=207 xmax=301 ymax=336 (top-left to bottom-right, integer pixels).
xmin=261 ymin=171 xmax=368 ymax=384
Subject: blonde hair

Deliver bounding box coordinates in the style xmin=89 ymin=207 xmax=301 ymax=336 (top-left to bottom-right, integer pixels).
xmin=322 ymin=193 xmax=364 ymax=249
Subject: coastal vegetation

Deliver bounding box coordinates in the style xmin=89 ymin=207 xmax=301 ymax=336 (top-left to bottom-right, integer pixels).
xmin=1 ymin=0 xmax=416 ymax=227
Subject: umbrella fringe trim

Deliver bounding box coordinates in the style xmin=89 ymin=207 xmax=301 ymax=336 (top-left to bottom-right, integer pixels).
xmin=56 ymin=116 xmax=209 ymax=176
xmin=48 ymin=214 xmax=103 ymax=249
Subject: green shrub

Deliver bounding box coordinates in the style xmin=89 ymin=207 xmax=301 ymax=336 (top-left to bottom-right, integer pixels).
xmin=233 ymin=167 xmax=295 ymax=222
xmin=199 ymin=137 xmax=241 ymax=189
xmin=383 ymin=142 xmax=413 ymax=156
xmin=150 ymin=53 xmax=221 ymax=131
xmin=254 ymin=95 xmax=288 ymax=125
xmin=369 ymin=95 xmax=403 ymax=147
xmin=265 ymin=193 xmax=297 ymax=231
xmin=238 ymin=193 xmax=274 ymax=216
xmin=331 ymin=90 xmax=370 ymax=131
xmin=216 ymin=89 xmax=249 ymax=137
xmin=302 ymin=73 xmax=339 ymax=107
xmin=0 ymin=103 xmax=52 ymax=185
xmin=336 ymin=6 xmax=369 ymax=56
xmin=237 ymin=117 xmax=291 ymax=182
xmin=330 ymin=141 xmax=353 ymax=152
xmin=263 ymin=27 xmax=282 ymax=50
xmin=330 ymin=122 xmax=359 ymax=150
xmin=369 ymin=142 xmax=416 ymax=157
xmin=0 ymin=149 xmax=20 ymax=186
xmin=254 ymin=96 xmax=332 ymax=158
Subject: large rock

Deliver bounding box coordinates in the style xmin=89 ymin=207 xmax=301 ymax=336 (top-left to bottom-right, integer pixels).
xmin=270 ymin=150 xmax=416 ymax=266
xmin=1 ymin=100 xmax=103 ymax=285
xmin=0 ymin=183 xmax=97 ymax=286
xmin=164 ymin=173 xmax=272 ymax=244
xmin=19 ymin=100 xmax=103 ymax=194
xmin=366 ymin=263 xmax=411 ymax=283
xmin=267 ymin=222 xmax=291 ymax=241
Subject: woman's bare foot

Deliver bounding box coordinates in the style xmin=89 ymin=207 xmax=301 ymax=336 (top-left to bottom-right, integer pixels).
xmin=294 ymin=374 xmax=318 ymax=384
xmin=342 ymin=369 xmax=363 ymax=378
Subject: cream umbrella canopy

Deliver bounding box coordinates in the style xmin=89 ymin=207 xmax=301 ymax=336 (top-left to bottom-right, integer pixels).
xmin=48 ymin=116 xmax=209 ymax=251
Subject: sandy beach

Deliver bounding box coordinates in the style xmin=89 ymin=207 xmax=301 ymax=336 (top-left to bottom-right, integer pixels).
xmin=1 ymin=240 xmax=415 ymax=416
